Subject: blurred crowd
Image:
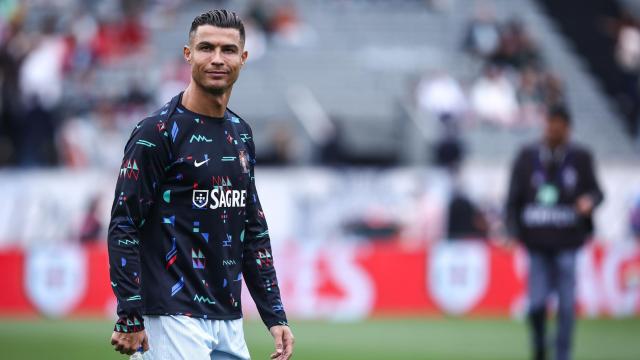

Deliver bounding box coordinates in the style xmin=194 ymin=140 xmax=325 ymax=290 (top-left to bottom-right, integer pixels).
xmin=416 ymin=8 xmax=565 ymax=130
xmin=607 ymin=10 xmax=640 ymax=138
xmin=414 ymin=5 xmax=569 ymax=174
xmin=0 ymin=0 xmax=151 ymax=167
xmin=463 ymin=14 xmax=565 ymax=128
xmin=0 ymin=0 xmax=313 ymax=169
xmin=0 ymin=0 xmax=637 ymax=172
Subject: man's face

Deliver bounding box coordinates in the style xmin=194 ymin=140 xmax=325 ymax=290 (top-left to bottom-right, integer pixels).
xmin=184 ymin=25 xmax=248 ymax=95
xmin=544 ymin=115 xmax=570 ymax=147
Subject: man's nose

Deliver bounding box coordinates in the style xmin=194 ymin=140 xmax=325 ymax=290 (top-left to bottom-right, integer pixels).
xmin=211 ymin=49 xmax=224 ymax=65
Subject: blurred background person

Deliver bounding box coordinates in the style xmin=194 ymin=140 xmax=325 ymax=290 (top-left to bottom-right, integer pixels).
xmin=17 ymin=15 xmax=65 ymax=166
xmin=463 ymin=1 xmax=500 ymax=60
xmin=78 ymin=195 xmax=103 ymax=245
xmin=470 ymin=64 xmax=519 ymax=128
xmin=447 ymin=181 xmax=489 ymax=241
xmin=416 ymin=71 xmax=467 ymax=121
xmin=506 ymin=105 xmax=603 ymax=360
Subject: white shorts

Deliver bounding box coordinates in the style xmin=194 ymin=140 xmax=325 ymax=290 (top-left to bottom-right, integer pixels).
xmin=142 ymin=315 xmax=251 ymax=360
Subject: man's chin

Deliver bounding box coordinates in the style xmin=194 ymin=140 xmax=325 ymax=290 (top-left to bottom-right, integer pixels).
xmin=194 ymin=78 xmax=233 ymax=95
xmin=202 ymin=84 xmax=228 ymax=95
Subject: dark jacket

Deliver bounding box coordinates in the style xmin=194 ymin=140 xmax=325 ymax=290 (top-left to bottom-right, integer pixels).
xmin=506 ymin=142 xmax=603 ymax=252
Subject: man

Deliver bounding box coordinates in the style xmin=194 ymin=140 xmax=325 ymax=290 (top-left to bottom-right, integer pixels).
xmin=108 ymin=10 xmax=294 ymax=359
xmin=506 ymin=105 xmax=603 ymax=360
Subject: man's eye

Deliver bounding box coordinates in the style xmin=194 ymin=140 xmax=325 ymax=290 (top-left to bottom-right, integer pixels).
xmin=223 ymin=48 xmax=236 ymax=54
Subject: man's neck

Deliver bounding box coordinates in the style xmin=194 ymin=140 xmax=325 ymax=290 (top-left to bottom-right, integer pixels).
xmin=542 ymin=140 xmax=568 ymax=163
xmin=181 ymin=82 xmax=231 ymax=118
xmin=544 ymin=139 xmax=567 ymax=152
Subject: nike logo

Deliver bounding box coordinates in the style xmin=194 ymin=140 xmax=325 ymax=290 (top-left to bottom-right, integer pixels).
xmin=194 ymin=159 xmax=210 ymax=167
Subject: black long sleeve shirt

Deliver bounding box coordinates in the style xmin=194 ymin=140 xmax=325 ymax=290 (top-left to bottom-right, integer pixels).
xmin=108 ymin=93 xmax=287 ymax=332
xmin=505 ymin=142 xmax=603 ymax=252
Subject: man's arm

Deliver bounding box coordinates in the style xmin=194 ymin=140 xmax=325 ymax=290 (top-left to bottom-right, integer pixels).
xmin=576 ymin=150 xmax=604 ymax=216
xmin=505 ymin=149 xmax=526 ymax=242
xmin=241 ymin=127 xmax=288 ymax=327
xmin=107 ymin=117 xmax=170 ymax=345
xmin=241 ymin=126 xmax=293 ymax=359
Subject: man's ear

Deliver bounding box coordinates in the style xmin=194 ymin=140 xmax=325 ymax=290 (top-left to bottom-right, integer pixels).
xmin=241 ymin=50 xmax=248 ymax=65
xmin=184 ymin=45 xmax=192 ymax=63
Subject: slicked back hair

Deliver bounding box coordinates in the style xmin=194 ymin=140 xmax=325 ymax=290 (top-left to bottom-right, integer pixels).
xmin=189 ymin=10 xmax=245 ymax=46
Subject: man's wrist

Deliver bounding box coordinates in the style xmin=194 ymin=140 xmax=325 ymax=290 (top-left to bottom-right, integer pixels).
xmin=114 ymin=313 xmax=145 ymax=333
xmin=267 ymin=320 xmax=289 ymax=329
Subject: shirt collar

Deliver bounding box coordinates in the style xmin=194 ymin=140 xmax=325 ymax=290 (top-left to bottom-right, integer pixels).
xmin=540 ymin=142 xmax=567 ymax=164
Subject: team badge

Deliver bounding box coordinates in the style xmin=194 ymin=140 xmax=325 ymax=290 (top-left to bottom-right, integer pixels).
xmin=239 ymin=150 xmax=250 ymax=174
xmin=192 ymin=190 xmax=209 ymax=208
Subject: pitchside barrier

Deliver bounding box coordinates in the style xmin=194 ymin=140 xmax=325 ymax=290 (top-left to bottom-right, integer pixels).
xmin=0 ymin=240 xmax=639 ymax=319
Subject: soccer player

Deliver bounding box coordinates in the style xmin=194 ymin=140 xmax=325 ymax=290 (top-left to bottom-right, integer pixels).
xmin=506 ymin=105 xmax=603 ymax=360
xmin=108 ymin=10 xmax=294 ymax=359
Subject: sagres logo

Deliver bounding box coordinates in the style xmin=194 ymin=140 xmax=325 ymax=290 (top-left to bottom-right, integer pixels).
xmin=192 ymin=188 xmax=247 ymax=210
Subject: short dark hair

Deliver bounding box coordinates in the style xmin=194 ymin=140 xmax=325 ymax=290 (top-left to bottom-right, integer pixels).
xmin=189 ymin=10 xmax=245 ymax=45
xmin=547 ymin=104 xmax=571 ymax=125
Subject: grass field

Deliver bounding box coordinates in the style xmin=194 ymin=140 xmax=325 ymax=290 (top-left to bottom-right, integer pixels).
xmin=1 ymin=317 xmax=639 ymax=359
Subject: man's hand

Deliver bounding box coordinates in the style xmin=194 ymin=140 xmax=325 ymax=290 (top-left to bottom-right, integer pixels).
xmin=269 ymin=325 xmax=294 ymax=360
xmin=501 ymin=237 xmax=519 ymax=250
xmin=110 ymin=330 xmax=149 ymax=356
xmin=576 ymin=195 xmax=595 ymax=216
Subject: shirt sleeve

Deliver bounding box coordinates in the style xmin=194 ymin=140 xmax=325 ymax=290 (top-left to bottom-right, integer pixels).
xmin=581 ymin=150 xmax=604 ymax=206
xmin=108 ymin=117 xmax=171 ymax=333
xmin=241 ymin=126 xmax=289 ymax=329
xmin=505 ymin=149 xmax=527 ymax=240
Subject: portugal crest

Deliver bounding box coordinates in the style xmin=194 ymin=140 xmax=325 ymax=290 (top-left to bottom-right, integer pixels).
xmin=428 ymin=242 xmax=489 ymax=315
xmin=25 ymin=246 xmax=87 ymax=317
xmin=192 ymin=190 xmax=209 ymax=208
xmin=238 ymin=150 xmax=250 ymax=174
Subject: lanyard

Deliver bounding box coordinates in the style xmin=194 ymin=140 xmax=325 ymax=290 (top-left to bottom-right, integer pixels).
xmin=533 ymin=145 xmax=570 ymax=187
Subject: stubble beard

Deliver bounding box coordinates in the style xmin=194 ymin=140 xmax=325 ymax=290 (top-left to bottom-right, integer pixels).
xmin=196 ymin=76 xmax=227 ymax=96
xmin=194 ymin=69 xmax=238 ymax=97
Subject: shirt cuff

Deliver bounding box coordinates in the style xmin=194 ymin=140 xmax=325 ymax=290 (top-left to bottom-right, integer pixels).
xmin=265 ymin=318 xmax=289 ymax=329
xmin=114 ymin=313 xmax=145 ymax=333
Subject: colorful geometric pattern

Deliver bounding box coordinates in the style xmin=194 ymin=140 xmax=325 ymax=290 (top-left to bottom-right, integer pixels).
xmin=114 ymin=314 xmax=144 ymax=333
xmin=166 ymin=237 xmax=177 ymax=269
xmin=119 ymin=159 xmax=140 ymax=180
xmin=108 ymin=94 xmax=287 ymax=333
xmin=192 ymin=248 xmax=206 ymax=269
xmin=255 ymin=249 xmax=273 ymax=268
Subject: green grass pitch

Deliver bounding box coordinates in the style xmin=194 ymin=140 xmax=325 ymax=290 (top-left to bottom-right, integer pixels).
xmin=0 ymin=317 xmax=638 ymax=359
